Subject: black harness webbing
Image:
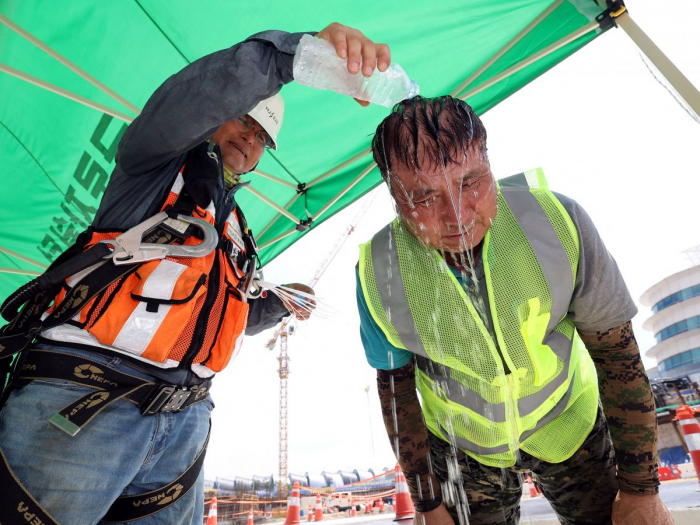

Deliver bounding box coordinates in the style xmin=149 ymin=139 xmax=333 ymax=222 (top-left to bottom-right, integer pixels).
xmin=0 ymin=349 xmax=212 ymax=523
xmin=0 ymin=446 xmax=60 ymax=524
xmin=101 ymin=424 xmax=210 ymax=523
xmin=0 ymin=144 xmax=249 ymax=523
xmin=0 ymin=426 xmax=210 ymax=525
xmin=19 ymin=349 xmax=212 ymax=436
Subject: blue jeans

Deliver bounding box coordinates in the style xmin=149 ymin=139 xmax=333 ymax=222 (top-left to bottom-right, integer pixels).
xmin=0 ymin=345 xmax=212 ymax=524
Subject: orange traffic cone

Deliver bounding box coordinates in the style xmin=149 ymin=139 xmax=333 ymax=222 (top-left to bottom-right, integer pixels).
xmin=248 ymin=509 xmax=254 ymax=525
xmin=349 ymin=498 xmax=357 ymax=518
xmin=676 ymin=405 xmax=700 ymax=486
xmin=206 ymin=497 xmax=218 ymax=525
xmin=285 ymin=482 xmax=301 ymax=525
xmin=314 ymin=494 xmax=324 ymax=521
xmin=525 ymin=474 xmax=538 ymax=498
xmin=393 ymin=463 xmax=415 ymax=521
xmin=308 ymin=505 xmax=314 ymax=521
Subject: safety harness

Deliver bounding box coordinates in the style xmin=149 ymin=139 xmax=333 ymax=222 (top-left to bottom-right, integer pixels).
xmin=0 ymin=141 xmax=259 ymax=522
xmin=1 ymin=349 xmax=212 ymax=524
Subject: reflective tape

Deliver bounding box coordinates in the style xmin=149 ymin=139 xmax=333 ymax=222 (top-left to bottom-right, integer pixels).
xmin=678 ymin=418 xmax=700 ymax=430
xmin=372 ymin=224 xmax=428 ymax=358
xmin=395 ymin=481 xmax=410 ymax=493
xmin=684 ymin=432 xmax=700 ymax=452
xmin=113 ymin=261 xmax=187 ymax=355
xmin=171 ymin=173 xmax=185 ymax=195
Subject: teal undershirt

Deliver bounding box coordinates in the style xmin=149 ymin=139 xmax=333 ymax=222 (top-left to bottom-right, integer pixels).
xmin=355 ymin=266 xmax=469 ymax=371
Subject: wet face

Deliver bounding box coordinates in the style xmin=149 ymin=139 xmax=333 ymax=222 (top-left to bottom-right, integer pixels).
xmin=210 ymin=115 xmax=267 ymax=174
xmin=388 ymin=147 xmax=497 ymax=254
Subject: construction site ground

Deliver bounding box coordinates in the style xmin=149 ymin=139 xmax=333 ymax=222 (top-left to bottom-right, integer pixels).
xmin=277 ymin=479 xmax=700 ymax=525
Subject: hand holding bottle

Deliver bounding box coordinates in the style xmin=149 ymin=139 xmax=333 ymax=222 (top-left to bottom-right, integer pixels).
xmin=316 ymin=22 xmax=392 ymax=78
xmin=301 ymin=23 xmax=418 ymax=107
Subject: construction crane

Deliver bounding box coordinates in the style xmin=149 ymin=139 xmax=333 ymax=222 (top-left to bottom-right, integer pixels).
xmin=265 ymin=191 xmax=378 ymax=498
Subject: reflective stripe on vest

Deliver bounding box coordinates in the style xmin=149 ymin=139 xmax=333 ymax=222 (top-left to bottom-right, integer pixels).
xmin=363 ymin=169 xmax=594 ymax=461
xmin=44 ymin=145 xmax=253 ymax=374
xmin=371 ymin=177 xmax=573 ymax=415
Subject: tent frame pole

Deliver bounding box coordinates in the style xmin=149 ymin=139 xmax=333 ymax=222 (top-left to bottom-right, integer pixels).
xmin=0 ymin=267 xmax=42 ymax=277
xmin=313 ymin=162 xmax=376 ymax=222
xmin=0 ymin=14 xmax=141 ymax=115
xmin=258 ymin=229 xmax=299 ymax=251
xmin=451 ymin=0 xmax=565 ymax=97
xmin=257 ymin=193 xmax=304 ymax=240
xmin=0 ymin=63 xmax=135 ymax=123
xmin=259 ymin=162 xmax=376 ymax=250
xmin=243 ymin=185 xmax=302 ymax=225
xmin=251 ymin=169 xmax=299 ymax=190
xmin=306 ymin=148 xmax=371 ymax=187
xmin=614 ymin=10 xmax=700 ymax=117
xmin=459 ymin=19 xmax=601 ymax=102
xmin=0 ymin=246 xmax=48 ymax=269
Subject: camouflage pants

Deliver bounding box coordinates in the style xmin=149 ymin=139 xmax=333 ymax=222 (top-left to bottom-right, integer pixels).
xmin=429 ymin=407 xmax=618 ymax=525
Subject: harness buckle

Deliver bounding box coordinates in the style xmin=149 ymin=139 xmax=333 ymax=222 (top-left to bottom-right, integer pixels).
xmin=141 ymin=385 xmax=192 ymax=415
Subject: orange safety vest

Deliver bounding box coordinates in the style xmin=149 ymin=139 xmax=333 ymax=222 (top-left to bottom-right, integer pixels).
xmin=45 ymin=162 xmax=253 ymax=374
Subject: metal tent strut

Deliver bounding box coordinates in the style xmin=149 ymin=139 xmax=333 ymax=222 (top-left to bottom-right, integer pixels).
xmin=613 ymin=7 xmax=700 ymax=118
xmin=0 ymin=13 xmax=141 ymax=116
xmin=0 ymin=267 xmax=42 ymax=277
xmin=0 ymin=246 xmax=48 ymax=269
xmin=0 ymin=63 xmax=136 ymax=123
xmin=258 ymin=162 xmax=377 ymax=250
xmin=451 ymin=0 xmax=566 ymax=97
xmin=459 ymin=19 xmax=602 ymax=102
xmin=0 ymin=245 xmax=46 ymax=277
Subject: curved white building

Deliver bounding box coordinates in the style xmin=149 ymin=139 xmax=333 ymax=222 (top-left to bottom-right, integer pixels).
xmin=640 ymin=264 xmax=700 ymax=382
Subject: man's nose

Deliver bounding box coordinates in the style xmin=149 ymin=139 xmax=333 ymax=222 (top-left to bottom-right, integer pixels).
xmin=240 ymin=128 xmax=256 ymax=144
xmin=442 ymin=204 xmax=473 ymax=228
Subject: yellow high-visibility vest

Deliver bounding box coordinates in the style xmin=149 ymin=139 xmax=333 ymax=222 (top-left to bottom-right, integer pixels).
xmin=359 ymin=169 xmax=599 ymax=466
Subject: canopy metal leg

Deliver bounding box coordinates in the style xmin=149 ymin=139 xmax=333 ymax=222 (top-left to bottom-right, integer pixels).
xmin=0 ymin=245 xmax=48 ymax=269
xmin=0 ymin=267 xmax=42 ymax=277
xmin=615 ymin=10 xmax=700 ymax=118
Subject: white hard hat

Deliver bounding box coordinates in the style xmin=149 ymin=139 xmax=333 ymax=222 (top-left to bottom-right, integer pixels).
xmin=248 ymin=93 xmax=284 ymax=150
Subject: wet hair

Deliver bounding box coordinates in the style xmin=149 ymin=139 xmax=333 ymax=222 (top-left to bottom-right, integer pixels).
xmin=371 ymin=95 xmax=487 ymax=180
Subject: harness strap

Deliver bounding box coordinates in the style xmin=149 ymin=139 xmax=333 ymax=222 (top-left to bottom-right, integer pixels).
xmin=0 ymin=411 xmax=210 ymax=525
xmin=0 ymin=446 xmax=60 ymax=524
xmin=18 ymin=349 xmax=212 ymax=437
xmin=101 ymin=424 xmax=210 ymax=523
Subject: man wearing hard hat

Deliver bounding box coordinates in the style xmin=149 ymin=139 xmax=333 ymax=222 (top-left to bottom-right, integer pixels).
xmin=0 ymin=22 xmax=390 ymax=524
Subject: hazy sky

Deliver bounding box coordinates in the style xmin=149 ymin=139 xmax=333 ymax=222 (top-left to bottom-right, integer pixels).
xmin=203 ymin=1 xmax=700 ymax=483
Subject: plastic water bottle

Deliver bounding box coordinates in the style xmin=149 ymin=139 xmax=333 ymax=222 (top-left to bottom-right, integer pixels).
xmin=293 ymin=34 xmax=419 ymax=107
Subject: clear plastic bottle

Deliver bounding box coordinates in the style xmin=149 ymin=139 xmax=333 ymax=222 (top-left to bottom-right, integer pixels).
xmin=293 ymin=34 xmax=419 ymax=107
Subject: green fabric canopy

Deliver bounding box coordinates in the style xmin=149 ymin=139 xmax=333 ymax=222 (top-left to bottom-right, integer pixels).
xmin=0 ymin=0 xmax=615 ymax=303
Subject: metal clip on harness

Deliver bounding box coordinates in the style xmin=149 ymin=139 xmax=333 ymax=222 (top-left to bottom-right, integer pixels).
xmin=100 ymin=212 xmax=219 ymax=265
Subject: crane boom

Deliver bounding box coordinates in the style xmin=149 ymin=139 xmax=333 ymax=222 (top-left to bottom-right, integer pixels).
xmin=267 ymin=191 xmax=379 ymax=498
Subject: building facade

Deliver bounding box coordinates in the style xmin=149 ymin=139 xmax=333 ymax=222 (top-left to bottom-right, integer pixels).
xmin=641 ymin=263 xmax=700 ymax=383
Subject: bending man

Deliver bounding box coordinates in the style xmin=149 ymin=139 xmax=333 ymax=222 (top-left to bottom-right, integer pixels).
xmin=356 ymin=96 xmax=672 ymax=525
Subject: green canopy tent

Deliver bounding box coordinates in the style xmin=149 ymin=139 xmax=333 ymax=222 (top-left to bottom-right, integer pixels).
xmin=1 ymin=0 xmax=697 ymax=304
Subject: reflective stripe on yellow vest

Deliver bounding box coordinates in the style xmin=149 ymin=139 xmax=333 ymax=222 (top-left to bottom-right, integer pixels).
xmin=359 ymin=169 xmax=599 ymax=466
